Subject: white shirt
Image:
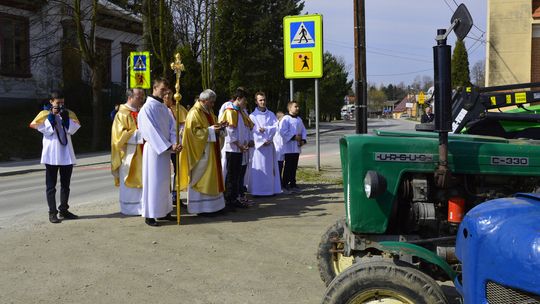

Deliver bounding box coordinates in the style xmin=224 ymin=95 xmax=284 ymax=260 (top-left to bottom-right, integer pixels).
xmin=223 ymin=109 xmax=252 ymax=153
xmin=278 ymin=114 xmax=307 ymax=154
xmin=37 ymin=114 xmax=80 ymax=165
xmin=250 ymin=108 xmax=278 ymax=149
xmin=218 ymin=101 xmax=233 ymax=118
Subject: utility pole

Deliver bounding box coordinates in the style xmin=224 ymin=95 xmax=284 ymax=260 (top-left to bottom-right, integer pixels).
xmin=354 ymin=0 xmax=368 ymax=134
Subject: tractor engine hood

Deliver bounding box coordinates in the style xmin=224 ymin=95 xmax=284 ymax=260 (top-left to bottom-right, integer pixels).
xmin=456 ymin=193 xmax=540 ymax=301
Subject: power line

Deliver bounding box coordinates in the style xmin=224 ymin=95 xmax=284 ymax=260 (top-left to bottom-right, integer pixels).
xmin=328 ymin=39 xmax=427 ymax=58
xmin=325 ymin=40 xmax=432 ymax=63
xmin=442 ymin=0 xmax=486 ymax=39
xmin=468 ymin=40 xmax=485 ymax=56
xmin=368 ymin=50 xmax=432 ymax=64
xmin=467 ymin=32 xmax=485 ymax=51
xmin=368 ymin=68 xmax=433 ymax=77
xmin=442 ymin=0 xmax=454 ymax=13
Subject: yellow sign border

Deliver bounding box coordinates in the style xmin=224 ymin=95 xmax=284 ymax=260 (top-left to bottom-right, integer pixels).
xmin=284 ymin=14 xmax=323 ymax=79
xmin=129 ymin=51 xmax=151 ymax=89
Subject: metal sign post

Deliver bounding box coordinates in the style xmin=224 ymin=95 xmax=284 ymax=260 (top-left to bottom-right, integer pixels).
xmin=125 ymin=56 xmax=130 ymax=91
xmin=290 ymin=79 xmax=294 ymax=101
xmin=284 ymin=14 xmax=323 ymax=171
xmin=315 ymin=79 xmax=320 ymax=171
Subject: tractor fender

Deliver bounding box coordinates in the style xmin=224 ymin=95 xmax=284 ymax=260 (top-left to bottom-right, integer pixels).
xmin=379 ymin=241 xmax=456 ymax=280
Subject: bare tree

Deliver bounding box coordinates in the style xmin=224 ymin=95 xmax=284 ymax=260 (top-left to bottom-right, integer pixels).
xmin=73 ymin=0 xmax=105 ymax=149
xmin=171 ymin=0 xmax=215 ymax=88
xmin=142 ymin=0 xmax=176 ymax=78
xmin=471 ymin=60 xmax=486 ymax=87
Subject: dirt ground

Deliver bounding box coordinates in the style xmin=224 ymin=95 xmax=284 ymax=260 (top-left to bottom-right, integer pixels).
xmin=0 ymin=180 xmax=344 ymax=304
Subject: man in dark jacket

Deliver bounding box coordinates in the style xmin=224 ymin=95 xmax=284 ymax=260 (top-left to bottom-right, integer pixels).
xmin=421 ymin=106 xmax=434 ymax=123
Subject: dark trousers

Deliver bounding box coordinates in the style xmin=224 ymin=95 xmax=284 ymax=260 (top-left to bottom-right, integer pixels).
xmin=240 ymin=164 xmax=247 ymax=196
xmin=45 ymin=164 xmax=73 ymax=214
xmin=283 ymin=153 xmax=300 ymax=188
xmin=278 ymin=160 xmax=284 ymax=187
xmin=225 ymin=152 xmax=243 ymax=204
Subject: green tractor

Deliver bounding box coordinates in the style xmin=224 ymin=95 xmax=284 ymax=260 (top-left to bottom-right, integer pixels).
xmin=317 ymin=5 xmax=540 ymax=303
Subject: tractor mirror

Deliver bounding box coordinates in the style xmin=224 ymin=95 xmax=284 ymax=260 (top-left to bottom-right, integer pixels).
xmin=451 ymin=4 xmax=473 ymax=41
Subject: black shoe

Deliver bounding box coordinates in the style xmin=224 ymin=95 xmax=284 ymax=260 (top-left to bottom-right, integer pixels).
xmin=224 ymin=203 xmax=237 ymax=212
xmin=145 ymin=218 xmax=160 ymax=227
xmin=171 ymin=191 xmax=177 ymax=206
xmin=157 ymin=213 xmax=176 ymax=222
xmin=58 ymin=211 xmax=79 ymax=220
xmin=231 ymin=200 xmax=250 ymax=209
xmin=49 ymin=213 xmax=61 ymax=224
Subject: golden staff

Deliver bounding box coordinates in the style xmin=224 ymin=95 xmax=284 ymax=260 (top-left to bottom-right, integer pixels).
xmin=170 ymin=53 xmax=185 ymax=225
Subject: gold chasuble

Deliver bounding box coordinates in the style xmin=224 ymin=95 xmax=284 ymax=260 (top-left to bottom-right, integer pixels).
xmin=111 ymin=104 xmax=143 ymax=188
xmin=219 ymin=107 xmax=254 ymax=129
xmin=180 ymin=102 xmax=224 ymax=195
xmin=174 ymin=104 xmax=188 ymax=124
xmin=29 ymin=110 xmax=80 ymax=129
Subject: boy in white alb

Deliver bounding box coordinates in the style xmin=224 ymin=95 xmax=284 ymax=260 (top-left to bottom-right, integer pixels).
xmin=29 ymin=91 xmax=81 ymax=223
xmin=279 ymin=101 xmax=307 ymax=193
xmin=248 ymin=92 xmax=281 ymax=196
xmin=273 ymin=111 xmax=285 ymax=188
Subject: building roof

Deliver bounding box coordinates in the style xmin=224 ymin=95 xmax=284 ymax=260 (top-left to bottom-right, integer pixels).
xmin=97 ymin=0 xmax=142 ymax=35
xmin=98 ymin=0 xmax=141 ymax=23
xmin=393 ymin=95 xmax=415 ymax=113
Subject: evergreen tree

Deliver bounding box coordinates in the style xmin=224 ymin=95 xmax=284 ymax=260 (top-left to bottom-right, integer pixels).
xmin=451 ymin=39 xmax=471 ymax=88
xmin=213 ymin=0 xmax=304 ymax=110
xmin=315 ymin=53 xmax=352 ymax=120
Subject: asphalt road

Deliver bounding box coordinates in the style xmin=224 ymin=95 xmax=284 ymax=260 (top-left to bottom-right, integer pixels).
xmin=0 ymin=118 xmax=416 ymax=224
xmin=300 ymin=118 xmax=416 ymax=168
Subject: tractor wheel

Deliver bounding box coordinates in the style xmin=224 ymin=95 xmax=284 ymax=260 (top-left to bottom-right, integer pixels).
xmin=317 ymin=218 xmax=355 ymax=286
xmin=321 ymin=261 xmax=448 ymax=304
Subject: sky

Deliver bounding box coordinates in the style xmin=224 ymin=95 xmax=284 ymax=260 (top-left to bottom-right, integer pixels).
xmin=302 ymin=0 xmax=487 ymax=86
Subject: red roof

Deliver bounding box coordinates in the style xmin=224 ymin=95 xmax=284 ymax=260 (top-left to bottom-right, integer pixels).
xmin=393 ymin=95 xmax=415 ymax=113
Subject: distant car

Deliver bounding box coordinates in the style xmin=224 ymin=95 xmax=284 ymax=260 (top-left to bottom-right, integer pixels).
xmin=400 ymin=114 xmax=410 ymax=118
xmin=341 ymin=111 xmax=349 ymax=120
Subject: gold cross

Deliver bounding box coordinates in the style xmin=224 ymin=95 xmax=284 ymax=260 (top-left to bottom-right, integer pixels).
xmin=170 ymin=53 xmax=185 ymax=79
xmin=170 ymin=53 xmax=184 ymax=103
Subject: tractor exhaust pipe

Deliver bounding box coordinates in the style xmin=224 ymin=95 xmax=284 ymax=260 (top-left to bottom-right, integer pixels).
xmin=433 ymin=29 xmax=452 ymax=188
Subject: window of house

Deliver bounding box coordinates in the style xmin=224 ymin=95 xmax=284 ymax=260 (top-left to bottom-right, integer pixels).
xmin=96 ymin=38 xmax=112 ymax=87
xmin=0 ymin=13 xmax=31 ymax=77
xmin=121 ymin=42 xmax=137 ymax=85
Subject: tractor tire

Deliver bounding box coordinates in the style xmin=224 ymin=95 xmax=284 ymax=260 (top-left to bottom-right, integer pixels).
xmin=321 ymin=261 xmax=449 ymax=304
xmin=317 ymin=218 xmax=355 ymax=286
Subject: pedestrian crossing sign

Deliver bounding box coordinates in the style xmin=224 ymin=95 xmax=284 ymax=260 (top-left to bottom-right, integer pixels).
xmin=290 ymin=21 xmax=315 ymax=48
xmin=133 ymin=55 xmax=147 ymax=71
xmin=284 ymin=14 xmax=323 ymax=79
xmin=129 ymin=51 xmax=151 ymax=89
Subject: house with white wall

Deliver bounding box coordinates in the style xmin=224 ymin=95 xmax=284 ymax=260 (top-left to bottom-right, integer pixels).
xmin=0 ymin=0 xmax=142 ymax=104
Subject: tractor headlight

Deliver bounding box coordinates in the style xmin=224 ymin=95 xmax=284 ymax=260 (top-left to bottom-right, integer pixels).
xmin=364 ymin=171 xmax=387 ymax=199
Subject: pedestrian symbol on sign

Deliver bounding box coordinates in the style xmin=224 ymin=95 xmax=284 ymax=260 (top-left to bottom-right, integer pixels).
xmin=290 ymin=21 xmax=315 ymax=48
xmin=135 ymin=74 xmax=145 ymax=85
xmin=133 ymin=55 xmax=147 ymax=71
xmin=293 ymin=52 xmax=313 ymax=72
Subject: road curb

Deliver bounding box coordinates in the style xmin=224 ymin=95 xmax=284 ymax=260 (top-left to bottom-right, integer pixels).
xmin=307 ymin=126 xmax=344 ymax=137
xmin=1 ymin=126 xmax=345 ymax=177
xmin=0 ymin=161 xmax=110 ymax=177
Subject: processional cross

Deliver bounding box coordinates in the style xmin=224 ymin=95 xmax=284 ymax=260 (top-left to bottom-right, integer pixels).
xmin=170 ymin=53 xmax=184 ymax=225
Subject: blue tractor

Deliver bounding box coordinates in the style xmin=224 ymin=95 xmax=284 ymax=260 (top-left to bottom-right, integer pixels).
xmin=455 ymin=193 xmax=540 ymax=303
